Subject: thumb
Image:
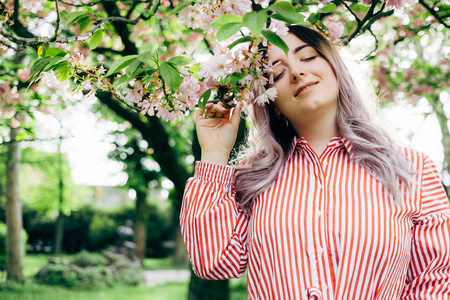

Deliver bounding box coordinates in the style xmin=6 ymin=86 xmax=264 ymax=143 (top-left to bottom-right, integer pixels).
xmin=230 ymin=102 xmax=242 ymax=127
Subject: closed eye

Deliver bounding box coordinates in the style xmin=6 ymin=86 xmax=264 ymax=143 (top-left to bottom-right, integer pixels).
xmin=274 ymin=70 xmax=285 ymax=82
xmin=302 ymin=56 xmax=317 ymax=62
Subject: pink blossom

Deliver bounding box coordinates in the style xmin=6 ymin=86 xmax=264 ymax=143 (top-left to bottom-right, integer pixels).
xmin=10 ymin=118 xmax=20 ymax=128
xmin=327 ymin=22 xmax=345 ymax=42
xmin=179 ymin=6 xmax=200 ymax=30
xmin=383 ymin=0 xmax=416 ymax=9
xmin=19 ymin=0 xmax=46 ymax=13
xmin=81 ymin=80 xmax=93 ymax=90
xmin=254 ymin=87 xmax=277 ymax=105
xmin=40 ymin=71 xmax=70 ymax=91
xmin=156 ymin=107 xmax=176 ymax=122
xmin=360 ymin=0 xmax=373 ymax=5
xmin=221 ymin=0 xmax=252 ymax=17
xmin=124 ymin=82 xmax=144 ymax=103
xmin=268 ymin=19 xmax=289 ymax=37
xmin=17 ymin=68 xmax=30 ymax=82
xmin=83 ymin=90 xmax=96 ymax=102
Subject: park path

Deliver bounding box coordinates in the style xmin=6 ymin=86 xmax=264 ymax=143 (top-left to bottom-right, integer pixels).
xmin=144 ymin=269 xmax=191 ymax=287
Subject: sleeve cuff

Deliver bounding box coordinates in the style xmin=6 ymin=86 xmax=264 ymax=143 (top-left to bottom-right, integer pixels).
xmin=194 ymin=161 xmax=235 ymax=185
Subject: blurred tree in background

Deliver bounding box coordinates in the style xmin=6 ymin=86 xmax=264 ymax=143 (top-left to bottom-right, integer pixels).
xmin=0 ymin=0 xmax=448 ymax=298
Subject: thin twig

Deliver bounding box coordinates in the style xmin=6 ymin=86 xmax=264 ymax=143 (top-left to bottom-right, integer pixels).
xmin=57 ymin=0 xmax=152 ymax=7
xmin=340 ymin=0 xmax=361 ymax=25
xmin=419 ymin=0 xmax=449 ymax=29
xmin=53 ymin=0 xmax=61 ymax=41
xmin=1 ymin=15 xmax=141 ymax=46
xmin=360 ymin=27 xmax=379 ymax=61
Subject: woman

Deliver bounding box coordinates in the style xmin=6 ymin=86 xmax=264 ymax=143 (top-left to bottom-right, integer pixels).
xmin=180 ymin=25 xmax=450 ymax=299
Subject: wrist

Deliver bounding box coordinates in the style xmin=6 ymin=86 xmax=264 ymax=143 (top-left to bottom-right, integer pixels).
xmin=201 ymin=151 xmax=230 ymax=166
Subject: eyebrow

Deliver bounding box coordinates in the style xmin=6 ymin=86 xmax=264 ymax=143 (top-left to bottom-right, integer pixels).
xmin=293 ymin=44 xmax=310 ymax=54
xmin=271 ymin=44 xmax=312 ymax=66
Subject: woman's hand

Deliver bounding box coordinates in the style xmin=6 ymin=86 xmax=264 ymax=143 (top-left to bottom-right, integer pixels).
xmin=195 ymin=101 xmax=242 ymax=165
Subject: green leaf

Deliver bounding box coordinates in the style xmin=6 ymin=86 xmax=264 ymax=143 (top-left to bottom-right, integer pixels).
xmin=44 ymin=47 xmax=67 ymax=57
xmin=319 ymin=4 xmax=337 ymax=13
xmin=169 ymin=1 xmax=193 ymax=16
xmin=78 ymin=16 xmax=92 ymax=33
xmin=243 ymin=10 xmax=268 ymax=36
xmin=138 ymin=50 xmax=155 ymax=63
xmin=168 ymin=56 xmax=190 ymax=66
xmin=189 ymin=63 xmax=201 ymax=79
xmin=105 ymin=55 xmax=139 ymax=77
xmin=55 ymin=64 xmax=72 ymax=81
xmin=262 ymin=30 xmax=289 ymax=55
xmin=216 ymin=22 xmax=243 ymax=41
xmin=64 ymin=11 xmax=88 ymax=28
xmin=228 ymin=36 xmax=253 ymax=50
xmin=126 ymin=59 xmax=143 ymax=77
xmin=231 ymin=72 xmax=247 ymax=80
xmin=28 ymin=57 xmax=51 ymax=82
xmin=270 ymin=13 xmax=308 ymax=25
xmin=211 ymin=14 xmax=243 ymax=27
xmin=89 ymin=30 xmax=103 ymax=50
xmin=37 ymin=44 xmax=49 ymax=58
xmin=268 ymin=2 xmax=305 ymax=24
xmin=145 ymin=68 xmax=157 ymax=76
xmin=159 ymin=62 xmax=181 ymax=91
xmin=308 ymin=13 xmax=320 ymax=24
xmin=198 ymin=89 xmax=212 ymax=111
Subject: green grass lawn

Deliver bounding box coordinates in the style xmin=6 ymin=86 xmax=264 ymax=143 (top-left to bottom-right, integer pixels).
xmin=0 ymin=281 xmax=188 ymax=300
xmin=0 ymin=254 xmax=247 ymax=299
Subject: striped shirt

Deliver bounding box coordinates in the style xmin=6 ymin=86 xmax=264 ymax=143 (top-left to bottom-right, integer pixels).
xmin=180 ymin=137 xmax=450 ymax=299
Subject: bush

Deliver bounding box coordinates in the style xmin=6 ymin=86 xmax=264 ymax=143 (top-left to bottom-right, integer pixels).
xmin=35 ymin=250 xmax=144 ymax=288
xmin=0 ymin=221 xmax=28 ymax=271
xmin=72 ymin=250 xmax=107 ymax=268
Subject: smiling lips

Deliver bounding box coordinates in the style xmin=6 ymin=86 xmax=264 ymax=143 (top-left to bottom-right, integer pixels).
xmin=295 ymin=82 xmax=319 ymax=97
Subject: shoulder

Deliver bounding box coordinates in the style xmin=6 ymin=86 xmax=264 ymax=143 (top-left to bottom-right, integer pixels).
xmin=398 ymin=144 xmax=436 ymax=173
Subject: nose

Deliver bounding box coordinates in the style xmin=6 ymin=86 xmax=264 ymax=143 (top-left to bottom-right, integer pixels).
xmin=291 ymin=63 xmax=306 ymax=82
xmin=291 ymin=71 xmax=306 ymax=82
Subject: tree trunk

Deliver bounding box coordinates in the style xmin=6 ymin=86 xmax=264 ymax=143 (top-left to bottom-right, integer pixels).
xmin=188 ymin=274 xmax=230 ymax=300
xmin=53 ymin=137 xmax=65 ymax=255
xmin=429 ymin=96 xmax=450 ymax=195
xmin=6 ymin=127 xmax=24 ymax=283
xmin=134 ymin=189 xmax=147 ymax=265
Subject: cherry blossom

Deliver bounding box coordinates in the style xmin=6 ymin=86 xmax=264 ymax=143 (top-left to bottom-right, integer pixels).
xmin=19 ymin=0 xmax=46 ymax=13
xmin=327 ymin=22 xmax=345 ymax=42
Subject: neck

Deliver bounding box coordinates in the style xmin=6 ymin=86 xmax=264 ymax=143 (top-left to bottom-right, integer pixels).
xmin=291 ymin=113 xmax=339 ymax=157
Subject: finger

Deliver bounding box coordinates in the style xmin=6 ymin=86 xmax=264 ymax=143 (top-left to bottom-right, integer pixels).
xmin=205 ymin=103 xmax=227 ymax=118
xmin=194 ymin=108 xmax=205 ymax=123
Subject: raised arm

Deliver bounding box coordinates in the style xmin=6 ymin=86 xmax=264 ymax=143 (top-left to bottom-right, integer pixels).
xmin=180 ymin=102 xmax=249 ymax=279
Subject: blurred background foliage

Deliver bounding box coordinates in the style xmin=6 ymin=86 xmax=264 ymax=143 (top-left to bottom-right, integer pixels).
xmin=0 ymin=0 xmax=448 ymax=299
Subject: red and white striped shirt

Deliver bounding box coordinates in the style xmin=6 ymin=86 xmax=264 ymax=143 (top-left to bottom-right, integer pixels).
xmin=180 ymin=137 xmax=450 ymax=299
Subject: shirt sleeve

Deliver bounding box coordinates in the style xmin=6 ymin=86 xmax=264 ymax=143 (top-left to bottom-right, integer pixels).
xmin=179 ymin=161 xmax=250 ymax=280
xmin=401 ymin=154 xmax=450 ymax=299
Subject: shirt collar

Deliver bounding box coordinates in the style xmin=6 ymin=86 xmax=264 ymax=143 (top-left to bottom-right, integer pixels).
xmin=290 ymin=136 xmax=353 ymax=157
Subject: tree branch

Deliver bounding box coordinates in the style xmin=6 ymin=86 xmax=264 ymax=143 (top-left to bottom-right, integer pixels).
xmin=96 ymin=91 xmax=190 ymax=207
xmin=419 ymin=0 xmax=450 ymax=29
xmin=1 ymin=15 xmax=141 ymax=49
xmin=56 ymin=0 xmax=153 ymax=7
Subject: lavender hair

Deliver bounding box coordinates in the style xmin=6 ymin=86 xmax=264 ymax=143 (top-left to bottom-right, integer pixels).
xmin=232 ymin=25 xmax=414 ymax=214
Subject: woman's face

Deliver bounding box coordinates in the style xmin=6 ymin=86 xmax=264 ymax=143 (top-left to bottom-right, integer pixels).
xmin=268 ymin=33 xmax=339 ymax=129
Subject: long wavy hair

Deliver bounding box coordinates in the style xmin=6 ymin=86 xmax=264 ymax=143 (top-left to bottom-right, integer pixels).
xmin=232 ymin=25 xmax=414 ymax=214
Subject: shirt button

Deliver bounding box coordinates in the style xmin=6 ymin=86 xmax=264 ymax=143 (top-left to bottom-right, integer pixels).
xmin=318 ymin=184 xmax=323 ymax=190
xmin=317 ymin=210 xmax=323 ymax=217
xmin=323 ymin=161 xmax=328 ymax=166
